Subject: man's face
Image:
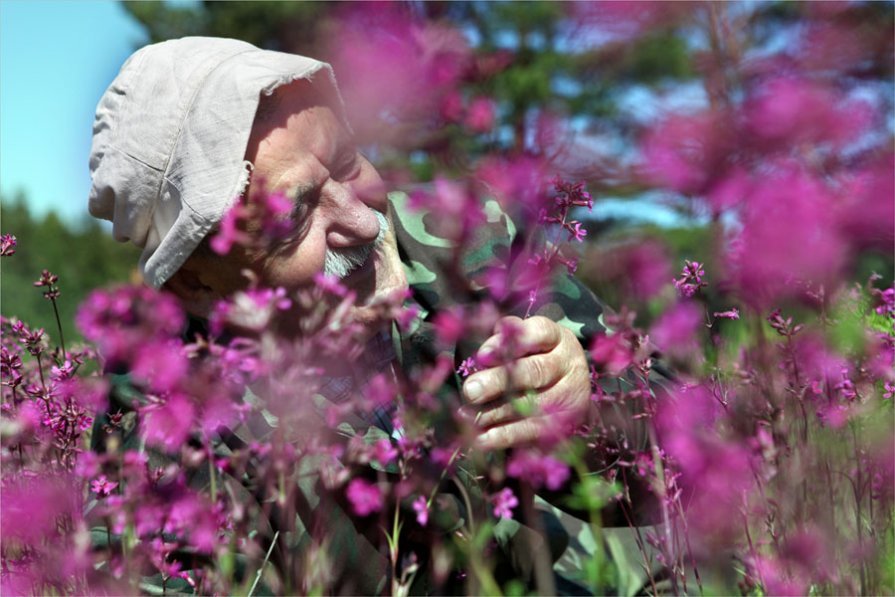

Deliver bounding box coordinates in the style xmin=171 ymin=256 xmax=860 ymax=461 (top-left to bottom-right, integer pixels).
xmin=187 ymin=82 xmax=407 ymax=318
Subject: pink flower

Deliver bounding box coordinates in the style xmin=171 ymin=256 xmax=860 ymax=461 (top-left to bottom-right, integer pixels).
xmin=474 ymin=155 xmax=549 ymax=224
xmin=491 ymin=487 xmax=519 ymax=520
xmin=346 ymin=479 xmax=383 ymax=517
xmin=673 ymin=260 xmax=707 ymax=298
xmin=642 ymin=112 xmax=731 ymax=195
xmin=0 ymin=233 xmax=16 ymax=256
xmin=745 ymin=77 xmax=872 ymax=150
xmin=651 ymin=302 xmax=702 ymax=358
xmin=713 ymin=308 xmax=740 ymax=320
xmin=210 ymin=203 xmax=247 ymax=255
xmin=314 ymin=272 xmax=350 ymax=297
xmin=90 ymin=475 xmax=118 ymax=498
xmin=131 ymin=340 xmax=188 ymax=393
xmin=457 ymin=356 xmax=479 ymax=378
xmin=507 ymin=450 xmax=570 ymax=491
xmin=372 ymin=439 xmax=398 ymax=466
xmin=440 ymin=90 xmax=464 ymax=122
xmin=329 ymin=4 xmax=470 ymax=139
xmin=728 ymin=166 xmax=845 ymax=307
xmin=464 ymin=97 xmax=496 ymax=133
xmin=566 ymin=221 xmax=587 ymax=243
xmin=589 ymin=333 xmax=634 ymax=376
xmin=407 ymin=178 xmax=485 ymax=242
xmin=836 ymin=153 xmax=894 ymax=252
xmin=433 ymin=309 xmax=465 ymax=345
xmin=706 ymin=166 xmax=750 ymax=214
xmin=140 ymin=393 xmax=195 ymax=452
xmin=412 ymin=495 xmax=429 ymax=527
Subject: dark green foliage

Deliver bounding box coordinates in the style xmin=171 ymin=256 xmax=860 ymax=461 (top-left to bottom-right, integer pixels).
xmin=0 ymin=193 xmax=140 ymax=342
xmin=120 ymin=1 xmax=701 ymax=165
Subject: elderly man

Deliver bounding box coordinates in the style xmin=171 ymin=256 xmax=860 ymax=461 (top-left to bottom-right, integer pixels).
xmin=89 ymin=37 xmax=651 ymax=594
xmin=90 ymin=36 xmax=596 ymax=450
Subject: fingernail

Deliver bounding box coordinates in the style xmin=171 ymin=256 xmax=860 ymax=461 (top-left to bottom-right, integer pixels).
xmin=465 ymin=380 xmax=484 ymax=402
xmin=478 ymin=350 xmax=498 ymax=367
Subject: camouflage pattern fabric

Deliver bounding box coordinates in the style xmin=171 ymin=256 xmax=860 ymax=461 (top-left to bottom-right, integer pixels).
xmin=91 ymin=191 xmax=671 ymax=595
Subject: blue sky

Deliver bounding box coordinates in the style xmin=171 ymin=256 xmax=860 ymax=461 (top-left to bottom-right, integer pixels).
xmin=0 ymin=1 xmax=147 ymax=224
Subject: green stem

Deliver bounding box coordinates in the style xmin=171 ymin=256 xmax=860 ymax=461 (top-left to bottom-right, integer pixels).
xmin=50 ymin=297 xmax=66 ymax=359
xmin=247 ymin=530 xmax=279 ymax=597
xmin=209 ymin=451 xmax=218 ymax=502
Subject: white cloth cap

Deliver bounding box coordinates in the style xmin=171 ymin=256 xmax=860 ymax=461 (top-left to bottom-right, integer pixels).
xmin=88 ymin=37 xmax=346 ymax=288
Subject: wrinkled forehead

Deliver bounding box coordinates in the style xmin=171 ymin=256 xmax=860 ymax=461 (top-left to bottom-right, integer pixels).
xmin=245 ymin=81 xmax=356 ymax=187
xmin=250 ymin=80 xmax=351 ymax=147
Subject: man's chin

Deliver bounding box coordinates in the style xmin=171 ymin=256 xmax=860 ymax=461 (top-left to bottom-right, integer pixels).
xmin=348 ymin=224 xmax=408 ymax=301
xmin=347 ymin=243 xmax=409 ymax=328
xmin=265 ymin=242 xmax=408 ymax=339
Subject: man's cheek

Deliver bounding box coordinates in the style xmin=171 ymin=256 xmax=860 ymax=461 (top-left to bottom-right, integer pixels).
xmin=260 ymin=242 xmax=327 ymax=289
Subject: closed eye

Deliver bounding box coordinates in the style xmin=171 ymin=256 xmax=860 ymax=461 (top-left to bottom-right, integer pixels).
xmin=278 ymin=183 xmax=318 ymax=244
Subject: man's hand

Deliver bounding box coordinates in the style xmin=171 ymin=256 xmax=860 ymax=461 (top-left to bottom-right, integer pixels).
xmin=461 ymin=316 xmax=591 ymax=450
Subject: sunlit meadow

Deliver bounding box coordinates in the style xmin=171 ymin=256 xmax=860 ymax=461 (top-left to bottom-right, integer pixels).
xmin=2 ymin=2 xmax=893 ymax=595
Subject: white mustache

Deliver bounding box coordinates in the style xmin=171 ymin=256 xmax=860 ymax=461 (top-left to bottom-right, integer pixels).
xmin=323 ymin=210 xmax=389 ymax=279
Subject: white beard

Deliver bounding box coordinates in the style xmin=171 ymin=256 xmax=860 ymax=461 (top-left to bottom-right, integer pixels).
xmin=323 ymin=210 xmax=390 ymax=279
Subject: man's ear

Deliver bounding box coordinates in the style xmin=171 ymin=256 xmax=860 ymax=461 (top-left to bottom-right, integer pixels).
xmin=163 ymin=260 xmax=220 ymax=318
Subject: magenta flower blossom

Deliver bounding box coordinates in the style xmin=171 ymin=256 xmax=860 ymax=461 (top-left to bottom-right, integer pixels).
xmin=650 ymin=301 xmax=702 ymax=358
xmin=589 ymin=333 xmax=634 ymax=376
xmin=475 ymin=155 xmax=548 ymax=222
xmin=713 ymin=308 xmax=740 ymax=320
xmin=140 ymin=393 xmax=195 ymax=452
xmin=33 ymin=269 xmax=59 ymax=288
xmin=456 ymin=356 xmax=479 ymax=378
xmin=836 ymin=153 xmax=894 ymax=252
xmin=407 ymin=178 xmax=485 ymax=242
xmin=346 ymin=479 xmax=383 ymax=517
xmin=90 ymin=475 xmax=118 ymax=498
xmin=210 ymin=205 xmax=247 ymax=255
xmin=433 ymin=309 xmax=464 ymax=345
xmin=745 ymin=77 xmax=872 ymax=150
xmin=728 ymin=167 xmax=845 ymax=307
xmin=871 ymin=285 xmax=894 ymax=317
xmin=491 ymin=487 xmax=519 ymax=520
xmin=440 ymin=90 xmax=464 ymax=122
xmin=673 ymin=260 xmax=707 ymax=298
xmin=210 ymin=287 xmax=294 ymax=334
xmin=371 ymin=439 xmax=398 ymax=467
xmin=507 ymin=450 xmax=570 ymax=491
xmin=0 ymin=233 xmax=16 ymax=256
xmin=33 ymin=269 xmax=61 ymax=300
xmin=767 ymin=309 xmax=804 ymax=338
xmin=566 ymin=221 xmax=587 ymax=243
xmin=642 ymin=111 xmax=730 ymax=195
xmin=465 ymin=97 xmax=496 ymax=133
xmin=412 ymin=495 xmax=429 ymax=527
xmin=314 ymin=272 xmax=351 ymax=297
xmin=131 ymin=340 xmax=189 ymax=393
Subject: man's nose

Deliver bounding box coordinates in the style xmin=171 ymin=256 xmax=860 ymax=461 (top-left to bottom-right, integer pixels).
xmin=321 ymin=180 xmax=382 ymax=247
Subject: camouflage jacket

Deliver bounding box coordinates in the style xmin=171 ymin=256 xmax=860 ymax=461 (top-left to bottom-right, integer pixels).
xmin=93 ymin=191 xmax=667 ymax=595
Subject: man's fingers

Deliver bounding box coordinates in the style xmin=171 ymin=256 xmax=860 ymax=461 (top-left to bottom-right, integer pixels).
xmin=475 ymin=417 xmax=547 ymax=450
xmin=462 ymin=353 xmax=558 ymax=404
xmin=474 ymin=394 xmax=534 ymax=428
xmin=475 ymin=316 xmax=563 ymax=365
xmin=473 ymin=379 xmax=583 ymax=428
